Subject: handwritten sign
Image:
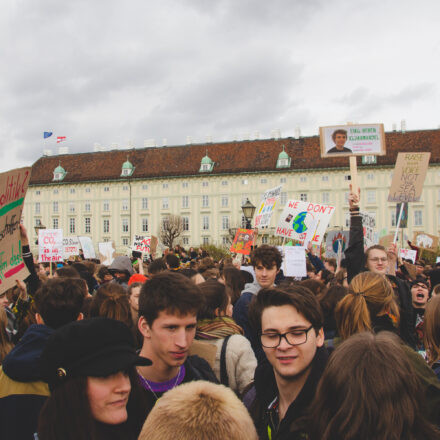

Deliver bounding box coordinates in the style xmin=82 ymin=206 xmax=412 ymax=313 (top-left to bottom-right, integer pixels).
xmin=0 ymin=167 xmax=31 ymax=293
xmin=132 ymin=235 xmax=154 ymax=254
xmin=399 ymin=248 xmax=417 ymax=263
xmin=254 ymin=185 xmax=283 ymax=228
xmin=320 ymin=123 xmax=385 ymax=158
xmin=325 ymin=231 xmax=349 ymax=259
xmin=282 ymin=247 xmax=307 ymax=278
xmin=98 ymin=241 xmax=115 ymax=265
xmin=275 ymin=200 xmax=335 ymax=246
xmin=63 ymin=236 xmax=80 ymax=258
xmin=39 ymin=229 xmax=63 ymax=262
xmin=78 ymin=236 xmax=96 ymax=259
xmin=360 ymin=212 xmax=378 ymax=249
xmin=388 ymin=152 xmax=431 ymax=202
xmin=230 ymin=229 xmax=255 ymax=255
xmin=413 ymin=231 xmax=439 ymax=252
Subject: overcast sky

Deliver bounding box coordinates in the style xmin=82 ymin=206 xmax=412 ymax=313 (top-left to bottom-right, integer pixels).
xmin=1 ymin=0 xmax=439 ymax=173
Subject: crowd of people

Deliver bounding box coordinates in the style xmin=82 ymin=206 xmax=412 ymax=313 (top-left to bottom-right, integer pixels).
xmin=0 ymin=186 xmax=440 ymax=439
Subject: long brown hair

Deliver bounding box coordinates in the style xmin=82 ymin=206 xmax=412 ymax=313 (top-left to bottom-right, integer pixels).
xmin=335 ymin=272 xmax=399 ymax=340
xmin=308 ymin=332 xmax=440 ymax=440
xmin=0 ymin=308 xmax=13 ymax=364
xmin=424 ymin=295 xmax=440 ymax=366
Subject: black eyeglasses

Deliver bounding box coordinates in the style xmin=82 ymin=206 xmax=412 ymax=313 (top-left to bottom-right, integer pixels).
xmin=260 ymin=325 xmax=314 ymax=348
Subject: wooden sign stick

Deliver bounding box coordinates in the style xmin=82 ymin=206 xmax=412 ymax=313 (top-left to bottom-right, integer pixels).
xmin=393 ymin=203 xmax=404 ymax=244
xmin=349 ymin=156 xmax=359 ymax=196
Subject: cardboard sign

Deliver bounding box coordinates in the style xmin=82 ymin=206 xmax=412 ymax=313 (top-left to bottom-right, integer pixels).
xmin=254 ymin=185 xmax=283 ymax=228
xmin=379 ymin=234 xmax=395 ymax=249
xmin=360 ymin=212 xmax=378 ymax=249
xmin=78 ymin=236 xmax=96 ymax=259
xmin=320 ymin=123 xmax=385 ymax=157
xmin=0 ymin=167 xmax=31 ymax=293
xmin=230 ymin=229 xmax=255 ymax=255
xmin=325 ymin=231 xmax=349 ymax=259
xmin=63 ymin=236 xmax=80 ymax=258
xmin=132 ymin=235 xmax=156 ymax=255
xmin=282 ymin=246 xmax=307 ymax=278
xmin=413 ymin=232 xmax=438 ymax=252
xmin=39 ymin=229 xmax=63 ymax=262
xmin=98 ymin=241 xmax=115 ymax=265
xmin=275 ymin=200 xmax=335 ymax=246
xmin=399 ymin=248 xmax=417 ymax=263
xmin=388 ymin=152 xmax=431 ymax=202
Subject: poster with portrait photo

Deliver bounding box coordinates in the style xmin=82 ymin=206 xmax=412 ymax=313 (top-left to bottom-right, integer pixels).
xmin=320 ymin=123 xmax=386 ymax=158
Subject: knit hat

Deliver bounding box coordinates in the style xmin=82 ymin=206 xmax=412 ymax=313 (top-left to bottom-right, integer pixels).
xmin=40 ymin=317 xmax=151 ymax=390
xmin=128 ymin=274 xmax=148 ymax=285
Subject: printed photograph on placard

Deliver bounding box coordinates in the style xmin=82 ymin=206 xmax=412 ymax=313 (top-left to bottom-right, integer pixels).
xmin=319 ymin=123 xmax=386 ymax=157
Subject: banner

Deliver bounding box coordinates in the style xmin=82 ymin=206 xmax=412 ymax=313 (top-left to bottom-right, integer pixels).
xmin=78 ymin=236 xmax=96 ymax=259
xmin=399 ymin=248 xmax=417 ymax=263
xmin=131 ymin=235 xmax=156 ymax=254
xmin=0 ymin=167 xmax=31 ymax=293
xmin=388 ymin=152 xmax=431 ymax=202
xmin=275 ymin=200 xmax=335 ymax=246
xmin=325 ymin=231 xmax=349 ymax=259
xmin=230 ymin=229 xmax=255 ymax=255
xmin=98 ymin=241 xmax=115 ymax=265
xmin=412 ymin=232 xmax=439 ymax=252
xmin=63 ymin=236 xmax=80 ymax=259
xmin=282 ymin=246 xmax=307 ymax=278
xmin=39 ymin=229 xmax=63 ymax=262
xmin=254 ymin=185 xmax=283 ymax=228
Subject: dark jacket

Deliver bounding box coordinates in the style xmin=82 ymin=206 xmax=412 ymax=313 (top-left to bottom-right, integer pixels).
xmin=0 ymin=324 xmax=53 ymax=440
xmin=243 ymin=346 xmax=329 ymax=440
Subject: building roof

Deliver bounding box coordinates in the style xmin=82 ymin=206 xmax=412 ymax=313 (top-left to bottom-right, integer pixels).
xmin=29 ymin=129 xmax=440 ymax=185
xmin=278 ymin=146 xmax=289 ymax=159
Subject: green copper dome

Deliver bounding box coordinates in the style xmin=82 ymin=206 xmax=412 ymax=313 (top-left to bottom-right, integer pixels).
xmin=54 ymin=164 xmax=65 ymax=173
xmin=276 ymin=146 xmax=291 ymax=168
xmin=122 ymin=160 xmax=133 ymax=169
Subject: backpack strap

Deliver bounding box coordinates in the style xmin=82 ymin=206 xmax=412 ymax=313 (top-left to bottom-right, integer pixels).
xmin=220 ymin=335 xmax=232 ymax=386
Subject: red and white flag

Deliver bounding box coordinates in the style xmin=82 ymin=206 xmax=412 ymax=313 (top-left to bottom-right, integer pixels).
xmin=57 ymin=136 xmax=66 ymax=143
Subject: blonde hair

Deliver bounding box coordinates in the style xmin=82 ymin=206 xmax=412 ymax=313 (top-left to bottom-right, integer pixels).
xmin=424 ymin=295 xmax=440 ymax=365
xmin=138 ymin=381 xmax=258 ymax=440
xmin=0 ymin=307 xmax=13 ymax=364
xmin=335 ymin=272 xmax=399 ymax=340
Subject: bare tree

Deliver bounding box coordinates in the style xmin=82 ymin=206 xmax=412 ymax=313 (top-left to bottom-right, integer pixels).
xmin=159 ymin=215 xmax=184 ymax=249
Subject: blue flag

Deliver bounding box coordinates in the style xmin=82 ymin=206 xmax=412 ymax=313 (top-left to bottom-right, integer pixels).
xmin=44 ymin=131 xmax=53 ymax=139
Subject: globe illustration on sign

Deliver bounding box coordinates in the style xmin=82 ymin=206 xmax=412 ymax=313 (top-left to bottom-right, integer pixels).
xmin=292 ymin=211 xmax=309 ymax=233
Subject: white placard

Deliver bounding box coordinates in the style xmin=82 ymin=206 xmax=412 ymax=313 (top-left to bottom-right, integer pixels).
xmin=254 ymin=185 xmax=283 ymax=228
xmin=63 ymin=236 xmax=80 ymax=258
xmin=282 ymin=246 xmax=307 ymax=278
xmin=132 ymin=235 xmax=152 ymax=254
xmin=39 ymin=229 xmax=63 ymax=262
xmin=98 ymin=242 xmax=115 ymax=265
xmin=399 ymin=248 xmax=417 ymax=264
xmin=78 ymin=236 xmax=96 ymax=259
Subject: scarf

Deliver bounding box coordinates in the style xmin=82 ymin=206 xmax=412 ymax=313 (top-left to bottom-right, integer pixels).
xmin=196 ymin=317 xmax=243 ymax=340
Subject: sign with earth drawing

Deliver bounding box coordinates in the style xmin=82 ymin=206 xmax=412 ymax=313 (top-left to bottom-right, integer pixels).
xmin=275 ymin=200 xmax=336 ymax=246
xmin=325 ymin=231 xmax=350 ymax=259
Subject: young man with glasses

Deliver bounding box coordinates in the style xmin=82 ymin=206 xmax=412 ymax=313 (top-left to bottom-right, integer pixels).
xmin=243 ymin=286 xmax=328 ymax=440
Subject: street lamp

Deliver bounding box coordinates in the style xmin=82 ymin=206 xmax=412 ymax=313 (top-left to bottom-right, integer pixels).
xmin=241 ymin=198 xmax=256 ymax=229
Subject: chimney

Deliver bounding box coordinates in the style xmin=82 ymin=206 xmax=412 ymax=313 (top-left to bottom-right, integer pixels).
xmin=294 ymin=126 xmax=301 ymax=139
xmin=162 ymin=138 xmax=167 ymax=147
xmin=401 ymin=119 xmax=406 ymax=133
xmin=205 ymin=135 xmax=212 ymax=143
xmin=43 ymin=149 xmax=53 ymax=156
xmin=58 ymin=146 xmax=69 ymax=155
xmin=186 ymin=136 xmax=193 ymax=145
xmin=111 ymin=143 xmax=119 ymax=150
xmin=392 ymin=123 xmax=397 ymax=132
xmin=254 ymin=131 xmax=260 ymax=140
xmin=144 ymin=139 xmax=157 ymax=148
xmin=93 ymin=143 xmax=101 ymax=152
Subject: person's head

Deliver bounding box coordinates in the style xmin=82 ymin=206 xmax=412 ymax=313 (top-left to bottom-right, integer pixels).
xmin=332 ymin=268 xmax=348 ymax=288
xmin=331 ymin=129 xmax=347 ymax=149
xmin=324 ymin=258 xmax=337 ymax=273
xmin=424 ymin=295 xmax=440 ymax=366
xmin=249 ymin=286 xmax=324 ymax=382
xmin=33 ymin=278 xmax=85 ymax=329
xmin=198 ymin=279 xmax=232 ymax=320
xmin=250 ymin=245 xmax=282 ymax=289
xmin=308 ymin=332 xmax=440 ymax=440
xmin=97 ymin=265 xmax=114 ymax=284
xmin=0 ymin=290 xmax=9 ymax=308
xmin=165 ymin=254 xmax=180 ymax=270
xmin=299 ymin=279 xmax=327 ymax=297
xmin=415 ymin=259 xmax=425 ymax=276
xmin=108 ymin=256 xmax=134 ymax=283
xmin=138 ymin=272 xmax=204 ymax=369
xmin=365 ymin=245 xmax=389 ymax=275
xmin=38 ymin=318 xmax=151 ymax=439
xmin=432 ymin=283 xmax=440 ymax=297
xmin=54 ymin=266 xmax=80 ymax=279
xmin=335 ymin=272 xmax=399 ymax=340
xmin=147 ymin=258 xmax=167 ymax=277
xmin=411 ymin=277 xmax=430 ymax=309
xmin=127 ymin=282 xmax=142 ymax=314
xmin=219 ymin=266 xmax=246 ymax=305
xmin=179 ymin=268 xmax=205 ymax=284
xmin=138 ymin=381 xmax=258 ymax=440
xmin=0 ymin=307 xmax=13 ymax=364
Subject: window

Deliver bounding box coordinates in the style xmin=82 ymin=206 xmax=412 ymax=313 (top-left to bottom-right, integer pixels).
xmin=322 ymin=192 xmax=330 ymax=204
xmin=344 ymin=175 xmax=351 ymax=181
xmin=85 ymin=218 xmax=91 ymax=234
xmin=280 ymin=192 xmax=287 ymax=205
xmin=202 ymin=237 xmax=209 ymax=245
xmin=142 ymin=218 xmax=148 ymax=232
xmin=322 ymin=175 xmax=329 ymax=182
xmin=241 ymin=215 xmax=247 ymax=228
xmin=52 ymin=218 xmax=58 ymax=229
xmin=280 ymin=177 xmax=286 ymax=183
xmin=122 ymin=199 xmax=129 ymax=211
xmin=104 ymin=186 xmax=110 ymax=192
xmin=103 ymin=200 xmax=110 ymax=211
xmin=122 ymin=218 xmax=129 ymax=233
xmin=183 ymin=217 xmax=189 ymax=231
xmin=84 ymin=202 xmax=91 ymax=212
xmin=221 ymin=195 xmax=228 ymax=208
xmin=53 ymin=201 xmax=58 ymax=213
xmin=300 ymin=176 xmax=307 ymax=183
xmin=162 ymin=198 xmax=169 ymax=209
xmin=367 ymin=173 xmax=375 ymax=181
xmin=300 ymin=193 xmax=308 ymax=202
xmin=344 ymin=192 xmax=350 ymax=204
xmin=222 ymin=236 xmax=229 ymax=245
xmin=242 ymin=179 xmax=248 ymax=185
xmin=36 ymin=190 xmax=40 ymax=195
xmin=201 ymin=163 xmax=210 ymax=172
xmin=35 ymin=202 xmax=40 ymax=214
xmin=262 ymin=236 xmax=268 ymax=244
xmin=221 ymin=180 xmax=228 ymax=186
xmin=202 ymin=195 xmax=209 ymax=208
xmin=69 ymin=203 xmax=75 ymax=213
xmin=163 ymin=183 xmax=168 ymax=189
xmin=222 ymin=216 xmax=229 ymax=230
xmin=122 ymin=185 xmax=129 ymax=191
xmin=103 ymin=219 xmax=110 ymax=233
xmin=70 ymin=188 xmax=75 ymax=194
xmin=69 ymin=218 xmax=75 ymax=234
xmin=122 ymin=169 xmax=130 ymax=177
xmin=414 ymin=210 xmax=423 ymax=226
xmin=35 ymin=218 xmax=41 ymax=227
xmin=183 ymin=237 xmax=189 ymax=245
xmin=202 ymin=181 xmax=208 ymax=187
xmin=202 ymin=215 xmax=210 ymax=230
xmin=53 ymin=189 xmax=58 ymax=194
xmin=260 ymin=178 xmax=267 ymax=184
xmin=85 ymin=187 xmax=91 ymax=193
xmin=122 ymin=238 xmax=129 ymax=246
xmin=182 ymin=182 xmax=188 ymax=188
xmin=142 ymin=184 xmax=148 ymax=190
xmin=367 ymin=190 xmax=376 ymax=204
xmin=362 ymin=155 xmax=377 ymax=165
xmin=141 ymin=198 xmax=148 ymax=210
xmin=182 ymin=196 xmax=189 ymax=209
xmin=391 ymin=211 xmax=397 ymax=227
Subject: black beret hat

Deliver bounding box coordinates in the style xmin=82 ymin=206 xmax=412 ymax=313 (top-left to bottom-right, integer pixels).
xmin=40 ymin=317 xmax=151 ymax=390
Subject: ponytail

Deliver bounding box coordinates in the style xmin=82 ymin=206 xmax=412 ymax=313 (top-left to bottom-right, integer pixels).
xmin=335 ymin=293 xmax=371 ymax=340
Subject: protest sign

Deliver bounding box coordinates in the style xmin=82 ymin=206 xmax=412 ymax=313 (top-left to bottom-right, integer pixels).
xmin=399 ymin=248 xmax=417 ymax=263
xmin=388 ymin=152 xmax=431 ymax=203
xmin=78 ymin=236 xmax=96 ymax=259
xmin=63 ymin=236 xmax=80 ymax=259
xmin=319 ymin=123 xmax=385 ymax=158
xmin=39 ymin=229 xmax=63 ymax=263
xmin=282 ymin=246 xmax=307 ymax=278
xmin=0 ymin=167 xmax=31 ymax=293
xmin=131 ymin=235 xmax=156 ymax=254
xmin=360 ymin=212 xmax=378 ymax=249
xmin=230 ymin=229 xmax=255 ymax=255
xmin=379 ymin=234 xmax=394 ymax=249
xmin=412 ymin=232 xmax=438 ymax=252
xmin=275 ymin=200 xmax=335 ymax=246
xmin=98 ymin=241 xmax=115 ymax=265
xmin=254 ymin=185 xmax=283 ymax=228
xmin=325 ymin=231 xmax=349 ymax=259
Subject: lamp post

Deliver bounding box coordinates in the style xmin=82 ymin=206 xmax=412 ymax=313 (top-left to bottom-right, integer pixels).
xmin=241 ymin=198 xmax=256 ymax=229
